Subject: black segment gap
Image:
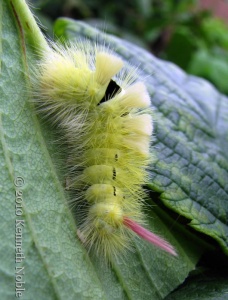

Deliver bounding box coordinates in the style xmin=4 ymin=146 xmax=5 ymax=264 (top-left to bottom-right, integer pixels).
xmin=98 ymin=80 xmax=121 ymax=105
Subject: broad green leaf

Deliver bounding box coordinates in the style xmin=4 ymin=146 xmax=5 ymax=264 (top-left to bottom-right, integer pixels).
xmin=1 ymin=2 xmax=105 ymax=300
xmin=0 ymin=1 xmax=226 ymax=300
xmin=54 ymin=18 xmax=228 ymax=256
xmin=165 ymin=272 xmax=228 ymax=300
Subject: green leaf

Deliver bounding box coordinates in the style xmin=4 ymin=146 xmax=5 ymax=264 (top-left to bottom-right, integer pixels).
xmin=165 ymin=271 xmax=228 ymax=300
xmin=0 ymin=2 xmax=227 ymax=300
xmin=164 ymin=26 xmax=196 ymax=69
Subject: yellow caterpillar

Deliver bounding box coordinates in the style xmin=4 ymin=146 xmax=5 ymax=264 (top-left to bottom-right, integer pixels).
xmin=34 ymin=41 xmax=176 ymax=260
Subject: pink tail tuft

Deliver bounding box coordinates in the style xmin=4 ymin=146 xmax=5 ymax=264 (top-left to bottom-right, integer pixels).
xmin=123 ymin=217 xmax=177 ymax=256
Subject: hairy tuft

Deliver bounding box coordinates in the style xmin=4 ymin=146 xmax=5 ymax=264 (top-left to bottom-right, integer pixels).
xmin=33 ymin=40 xmax=176 ymax=262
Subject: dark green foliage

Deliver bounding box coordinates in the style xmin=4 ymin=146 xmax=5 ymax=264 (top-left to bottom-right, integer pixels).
xmin=32 ymin=0 xmax=228 ymax=94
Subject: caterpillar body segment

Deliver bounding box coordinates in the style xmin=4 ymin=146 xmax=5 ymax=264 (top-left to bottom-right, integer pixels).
xmin=34 ymin=41 xmax=176 ymax=260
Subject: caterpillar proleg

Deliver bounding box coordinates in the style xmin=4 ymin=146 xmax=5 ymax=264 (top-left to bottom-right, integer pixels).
xmin=34 ymin=40 xmax=177 ymax=260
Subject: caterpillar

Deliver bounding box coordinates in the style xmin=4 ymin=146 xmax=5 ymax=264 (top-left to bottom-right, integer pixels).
xmin=33 ymin=40 xmax=177 ymax=261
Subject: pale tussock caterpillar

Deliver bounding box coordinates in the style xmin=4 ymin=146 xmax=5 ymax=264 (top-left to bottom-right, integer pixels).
xmin=33 ymin=40 xmax=177 ymax=261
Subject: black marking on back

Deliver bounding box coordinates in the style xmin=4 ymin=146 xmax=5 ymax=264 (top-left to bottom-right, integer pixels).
xmin=113 ymin=186 xmax=116 ymax=196
xmin=112 ymin=167 xmax=116 ymax=180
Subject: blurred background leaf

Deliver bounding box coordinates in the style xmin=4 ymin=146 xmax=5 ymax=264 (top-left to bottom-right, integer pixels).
xmin=31 ymin=0 xmax=228 ymax=94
